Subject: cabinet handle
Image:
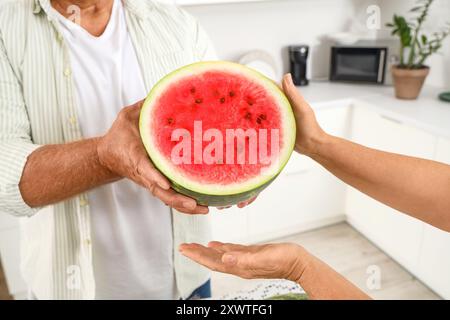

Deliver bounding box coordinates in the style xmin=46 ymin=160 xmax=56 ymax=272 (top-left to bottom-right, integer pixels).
xmin=380 ymin=114 xmax=403 ymax=125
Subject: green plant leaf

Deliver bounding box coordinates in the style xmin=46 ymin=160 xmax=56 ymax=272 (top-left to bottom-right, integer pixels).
xmin=421 ymin=35 xmax=428 ymax=44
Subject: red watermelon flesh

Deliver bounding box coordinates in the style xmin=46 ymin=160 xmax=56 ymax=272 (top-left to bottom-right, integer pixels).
xmin=153 ymin=71 xmax=283 ymax=184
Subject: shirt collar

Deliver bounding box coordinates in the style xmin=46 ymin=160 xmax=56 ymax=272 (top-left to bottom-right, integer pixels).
xmin=33 ymin=0 xmax=51 ymax=15
xmin=33 ymin=0 xmax=153 ymax=19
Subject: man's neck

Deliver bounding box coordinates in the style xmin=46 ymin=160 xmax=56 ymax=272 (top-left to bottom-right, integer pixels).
xmin=51 ymin=0 xmax=115 ymax=36
xmin=51 ymin=0 xmax=114 ymax=13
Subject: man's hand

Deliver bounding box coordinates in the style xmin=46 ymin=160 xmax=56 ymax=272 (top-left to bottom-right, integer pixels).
xmin=97 ymin=100 xmax=209 ymax=214
xmin=282 ymin=74 xmax=328 ymax=157
xmin=179 ymin=241 xmax=307 ymax=282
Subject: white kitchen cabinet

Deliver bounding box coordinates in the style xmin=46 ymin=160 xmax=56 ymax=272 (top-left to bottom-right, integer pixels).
xmin=346 ymin=103 xmax=436 ymax=272
xmin=416 ymin=138 xmax=450 ymax=299
xmin=284 ymin=105 xmax=352 ymax=175
xmin=246 ymin=166 xmax=346 ymax=242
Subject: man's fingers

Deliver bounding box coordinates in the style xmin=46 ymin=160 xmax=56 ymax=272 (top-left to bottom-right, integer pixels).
xmin=152 ymin=187 xmax=209 ymax=214
xmin=172 ymin=205 xmax=209 ymax=215
xmin=154 ymin=187 xmax=195 ymax=209
xmin=137 ymin=155 xmax=170 ymax=190
xmin=237 ymin=196 xmax=258 ymax=208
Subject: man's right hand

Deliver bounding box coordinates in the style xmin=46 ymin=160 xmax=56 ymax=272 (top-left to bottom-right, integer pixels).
xmin=96 ymin=100 xmax=209 ymax=215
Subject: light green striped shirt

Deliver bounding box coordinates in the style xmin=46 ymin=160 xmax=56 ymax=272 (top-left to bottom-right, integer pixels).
xmin=0 ymin=0 xmax=212 ymax=299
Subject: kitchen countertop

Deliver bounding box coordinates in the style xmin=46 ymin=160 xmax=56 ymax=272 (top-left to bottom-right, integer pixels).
xmin=298 ymin=81 xmax=450 ymax=140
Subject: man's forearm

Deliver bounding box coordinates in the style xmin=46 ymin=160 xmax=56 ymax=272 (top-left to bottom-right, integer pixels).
xmin=296 ymin=247 xmax=370 ymax=300
xmin=309 ymin=134 xmax=450 ymax=231
xmin=19 ymin=138 xmax=120 ymax=207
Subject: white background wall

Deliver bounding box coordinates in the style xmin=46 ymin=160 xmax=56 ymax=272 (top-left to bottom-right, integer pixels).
xmin=185 ymin=0 xmax=360 ymax=80
xmin=184 ymin=0 xmax=450 ymax=87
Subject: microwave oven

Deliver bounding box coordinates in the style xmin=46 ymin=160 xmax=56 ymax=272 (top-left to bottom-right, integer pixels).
xmin=330 ymin=46 xmax=388 ymax=84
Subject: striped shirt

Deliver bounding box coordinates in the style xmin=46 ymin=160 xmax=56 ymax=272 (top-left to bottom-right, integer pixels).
xmin=0 ymin=0 xmax=212 ymax=299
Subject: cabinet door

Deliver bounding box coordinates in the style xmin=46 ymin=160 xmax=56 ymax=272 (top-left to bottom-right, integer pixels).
xmin=417 ymin=138 xmax=450 ymax=299
xmin=246 ymin=167 xmax=346 ymax=243
xmin=346 ymin=104 xmax=435 ymax=272
xmin=284 ymin=106 xmax=351 ymax=175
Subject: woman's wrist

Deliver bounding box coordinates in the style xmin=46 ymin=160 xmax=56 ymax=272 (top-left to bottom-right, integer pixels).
xmin=284 ymin=244 xmax=313 ymax=283
xmin=296 ymin=131 xmax=332 ymax=159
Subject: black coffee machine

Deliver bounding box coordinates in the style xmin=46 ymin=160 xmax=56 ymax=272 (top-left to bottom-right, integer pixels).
xmin=289 ymin=45 xmax=309 ymax=86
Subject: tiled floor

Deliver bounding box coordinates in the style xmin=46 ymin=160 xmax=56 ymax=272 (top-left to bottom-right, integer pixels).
xmin=212 ymin=222 xmax=441 ymax=300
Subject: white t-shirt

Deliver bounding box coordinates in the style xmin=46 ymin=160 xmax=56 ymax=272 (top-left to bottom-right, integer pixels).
xmin=54 ymin=0 xmax=176 ymax=299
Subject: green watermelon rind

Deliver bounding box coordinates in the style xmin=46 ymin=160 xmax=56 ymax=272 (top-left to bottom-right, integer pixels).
xmin=171 ymin=175 xmax=277 ymax=207
xmin=139 ymin=61 xmax=296 ymax=206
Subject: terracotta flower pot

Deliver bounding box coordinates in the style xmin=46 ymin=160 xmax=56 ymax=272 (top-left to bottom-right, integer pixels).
xmin=391 ymin=66 xmax=430 ymax=100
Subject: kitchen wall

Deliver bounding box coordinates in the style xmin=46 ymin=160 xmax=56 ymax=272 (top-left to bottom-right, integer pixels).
xmin=185 ymin=0 xmax=362 ymax=80
xmin=185 ymin=0 xmax=450 ymax=87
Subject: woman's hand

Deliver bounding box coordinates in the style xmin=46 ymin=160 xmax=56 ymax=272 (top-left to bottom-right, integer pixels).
xmin=282 ymin=74 xmax=328 ymax=157
xmin=179 ymin=241 xmax=307 ymax=282
xmin=180 ymin=240 xmax=371 ymax=300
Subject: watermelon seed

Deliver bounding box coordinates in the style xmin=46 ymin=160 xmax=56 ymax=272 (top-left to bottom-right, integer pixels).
xmin=195 ymin=98 xmax=203 ymax=104
xmin=220 ymin=97 xmax=226 ymax=104
xmin=167 ymin=118 xmax=174 ymax=124
xmin=245 ymin=112 xmax=252 ymax=120
xmin=256 ymin=114 xmax=266 ymax=124
xmin=247 ymin=98 xmax=255 ymax=106
xmin=229 ymin=91 xmax=235 ymax=97
xmin=190 ymin=87 xmax=196 ymax=94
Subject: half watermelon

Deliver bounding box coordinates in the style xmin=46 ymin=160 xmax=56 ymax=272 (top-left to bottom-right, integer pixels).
xmin=140 ymin=61 xmax=296 ymax=207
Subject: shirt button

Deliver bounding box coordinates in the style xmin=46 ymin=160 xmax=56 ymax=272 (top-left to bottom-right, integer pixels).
xmin=57 ymin=33 xmax=64 ymax=42
xmin=68 ymin=116 xmax=77 ymax=125
xmin=64 ymin=68 xmax=72 ymax=77
xmin=80 ymin=198 xmax=89 ymax=207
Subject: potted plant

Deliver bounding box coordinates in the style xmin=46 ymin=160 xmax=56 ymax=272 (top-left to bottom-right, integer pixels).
xmin=386 ymin=0 xmax=449 ymax=100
